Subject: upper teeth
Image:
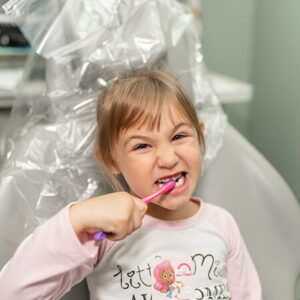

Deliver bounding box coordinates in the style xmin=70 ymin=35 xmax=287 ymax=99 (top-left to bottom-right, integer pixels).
xmin=157 ymin=173 xmax=182 ymax=183
xmin=156 ymin=173 xmax=185 ymax=189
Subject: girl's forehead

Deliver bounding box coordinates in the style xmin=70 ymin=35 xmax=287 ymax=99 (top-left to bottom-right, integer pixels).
xmin=133 ymin=102 xmax=191 ymax=132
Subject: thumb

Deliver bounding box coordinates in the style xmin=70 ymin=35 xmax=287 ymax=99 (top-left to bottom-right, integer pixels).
xmin=133 ymin=196 xmax=148 ymax=216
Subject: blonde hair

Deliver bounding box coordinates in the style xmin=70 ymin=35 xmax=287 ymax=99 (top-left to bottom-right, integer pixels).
xmin=95 ymin=69 xmax=205 ymax=191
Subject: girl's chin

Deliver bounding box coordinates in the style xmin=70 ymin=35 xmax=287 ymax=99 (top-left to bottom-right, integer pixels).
xmin=147 ymin=197 xmax=196 ymax=220
xmin=153 ymin=195 xmax=191 ymax=210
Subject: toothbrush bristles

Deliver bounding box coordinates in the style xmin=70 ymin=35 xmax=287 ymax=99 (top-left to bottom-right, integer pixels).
xmin=164 ymin=179 xmax=176 ymax=191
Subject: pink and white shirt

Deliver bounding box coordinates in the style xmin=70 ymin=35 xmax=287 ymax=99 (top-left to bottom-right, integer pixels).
xmin=0 ymin=198 xmax=262 ymax=299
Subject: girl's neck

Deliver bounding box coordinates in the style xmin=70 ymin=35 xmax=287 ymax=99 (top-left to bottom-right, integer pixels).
xmin=146 ymin=199 xmax=200 ymax=221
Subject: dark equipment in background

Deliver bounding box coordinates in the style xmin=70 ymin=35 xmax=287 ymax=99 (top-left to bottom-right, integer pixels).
xmin=0 ymin=23 xmax=29 ymax=47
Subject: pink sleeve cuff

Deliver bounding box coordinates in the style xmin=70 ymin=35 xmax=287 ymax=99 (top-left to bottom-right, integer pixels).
xmin=66 ymin=202 xmax=100 ymax=260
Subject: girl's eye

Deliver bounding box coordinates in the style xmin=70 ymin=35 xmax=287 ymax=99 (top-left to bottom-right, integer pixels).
xmin=172 ymin=134 xmax=185 ymax=141
xmin=133 ymin=144 xmax=149 ymax=151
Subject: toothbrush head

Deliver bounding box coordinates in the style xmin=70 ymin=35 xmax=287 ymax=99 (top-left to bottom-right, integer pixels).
xmin=142 ymin=179 xmax=176 ymax=204
xmin=161 ymin=179 xmax=176 ymax=193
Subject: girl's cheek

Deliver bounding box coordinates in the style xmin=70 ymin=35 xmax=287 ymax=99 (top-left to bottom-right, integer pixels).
xmin=182 ymin=143 xmax=201 ymax=157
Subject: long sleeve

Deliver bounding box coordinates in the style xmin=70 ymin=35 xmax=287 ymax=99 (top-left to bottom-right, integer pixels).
xmin=225 ymin=214 xmax=262 ymax=300
xmin=0 ymin=203 xmax=99 ymax=300
xmin=203 ymin=202 xmax=262 ymax=299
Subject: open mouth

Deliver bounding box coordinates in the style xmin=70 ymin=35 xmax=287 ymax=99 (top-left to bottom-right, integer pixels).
xmin=155 ymin=172 xmax=187 ymax=189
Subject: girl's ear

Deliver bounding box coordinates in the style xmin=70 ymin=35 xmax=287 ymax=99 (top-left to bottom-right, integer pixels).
xmin=110 ymin=165 xmax=121 ymax=176
xmin=198 ymin=120 xmax=205 ymax=149
xmin=199 ymin=120 xmax=205 ymax=134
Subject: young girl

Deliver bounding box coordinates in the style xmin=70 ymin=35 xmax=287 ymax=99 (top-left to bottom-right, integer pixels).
xmin=0 ymin=70 xmax=262 ymax=299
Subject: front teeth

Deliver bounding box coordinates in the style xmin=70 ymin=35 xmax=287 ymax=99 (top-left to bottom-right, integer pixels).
xmin=157 ymin=173 xmax=185 ymax=188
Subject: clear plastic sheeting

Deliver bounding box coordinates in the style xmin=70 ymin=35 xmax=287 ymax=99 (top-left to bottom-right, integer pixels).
xmin=0 ymin=0 xmax=226 ymax=266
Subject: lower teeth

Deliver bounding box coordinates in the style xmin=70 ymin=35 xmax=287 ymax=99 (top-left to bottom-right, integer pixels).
xmin=175 ymin=174 xmax=184 ymax=187
xmin=157 ymin=174 xmax=185 ymax=188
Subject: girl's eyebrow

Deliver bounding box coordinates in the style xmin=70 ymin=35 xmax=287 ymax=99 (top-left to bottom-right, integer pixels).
xmin=124 ymin=135 xmax=153 ymax=147
xmin=124 ymin=122 xmax=193 ymax=147
xmin=173 ymin=122 xmax=193 ymax=131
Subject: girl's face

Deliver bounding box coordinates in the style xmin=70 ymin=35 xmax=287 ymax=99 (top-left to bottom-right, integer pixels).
xmin=113 ymin=103 xmax=203 ymax=220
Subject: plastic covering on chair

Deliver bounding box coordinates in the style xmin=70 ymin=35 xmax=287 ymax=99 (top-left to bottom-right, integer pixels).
xmin=0 ymin=0 xmax=226 ymax=267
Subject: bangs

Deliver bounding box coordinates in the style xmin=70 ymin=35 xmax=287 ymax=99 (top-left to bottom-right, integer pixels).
xmin=118 ymin=93 xmax=192 ymax=136
xmin=121 ymin=93 xmax=164 ymax=132
xmin=108 ymin=73 xmax=200 ymax=140
xmin=116 ymin=77 xmax=182 ymax=133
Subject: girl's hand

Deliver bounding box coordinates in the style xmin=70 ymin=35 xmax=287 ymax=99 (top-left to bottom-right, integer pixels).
xmin=69 ymin=192 xmax=148 ymax=241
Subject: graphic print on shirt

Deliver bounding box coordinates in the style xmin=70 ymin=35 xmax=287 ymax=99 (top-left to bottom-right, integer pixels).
xmin=151 ymin=257 xmax=195 ymax=299
xmin=112 ymin=252 xmax=230 ymax=299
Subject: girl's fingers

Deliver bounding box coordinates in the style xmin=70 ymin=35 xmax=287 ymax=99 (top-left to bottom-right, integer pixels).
xmin=133 ymin=208 xmax=143 ymax=230
xmin=108 ymin=201 xmax=145 ymax=241
xmin=70 ymin=192 xmax=149 ymax=241
xmin=133 ymin=197 xmax=148 ymax=216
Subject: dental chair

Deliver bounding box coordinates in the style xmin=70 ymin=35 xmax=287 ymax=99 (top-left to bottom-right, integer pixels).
xmin=59 ymin=122 xmax=300 ymax=300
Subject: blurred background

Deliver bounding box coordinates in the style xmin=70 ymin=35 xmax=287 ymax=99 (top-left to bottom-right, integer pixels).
xmin=202 ymin=0 xmax=300 ymax=205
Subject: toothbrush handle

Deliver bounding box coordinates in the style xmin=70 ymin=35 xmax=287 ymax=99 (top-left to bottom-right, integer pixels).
xmin=93 ymin=180 xmax=175 ymax=241
xmin=142 ymin=190 xmax=162 ymax=204
xmin=93 ymin=231 xmax=107 ymax=242
xmin=142 ymin=180 xmax=175 ymax=204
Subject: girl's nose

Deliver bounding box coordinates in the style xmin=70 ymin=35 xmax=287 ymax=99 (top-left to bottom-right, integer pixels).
xmin=156 ymin=145 xmax=178 ymax=169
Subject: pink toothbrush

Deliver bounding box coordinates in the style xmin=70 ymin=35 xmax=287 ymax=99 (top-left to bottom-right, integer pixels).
xmin=142 ymin=180 xmax=176 ymax=204
xmin=93 ymin=179 xmax=176 ymax=241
